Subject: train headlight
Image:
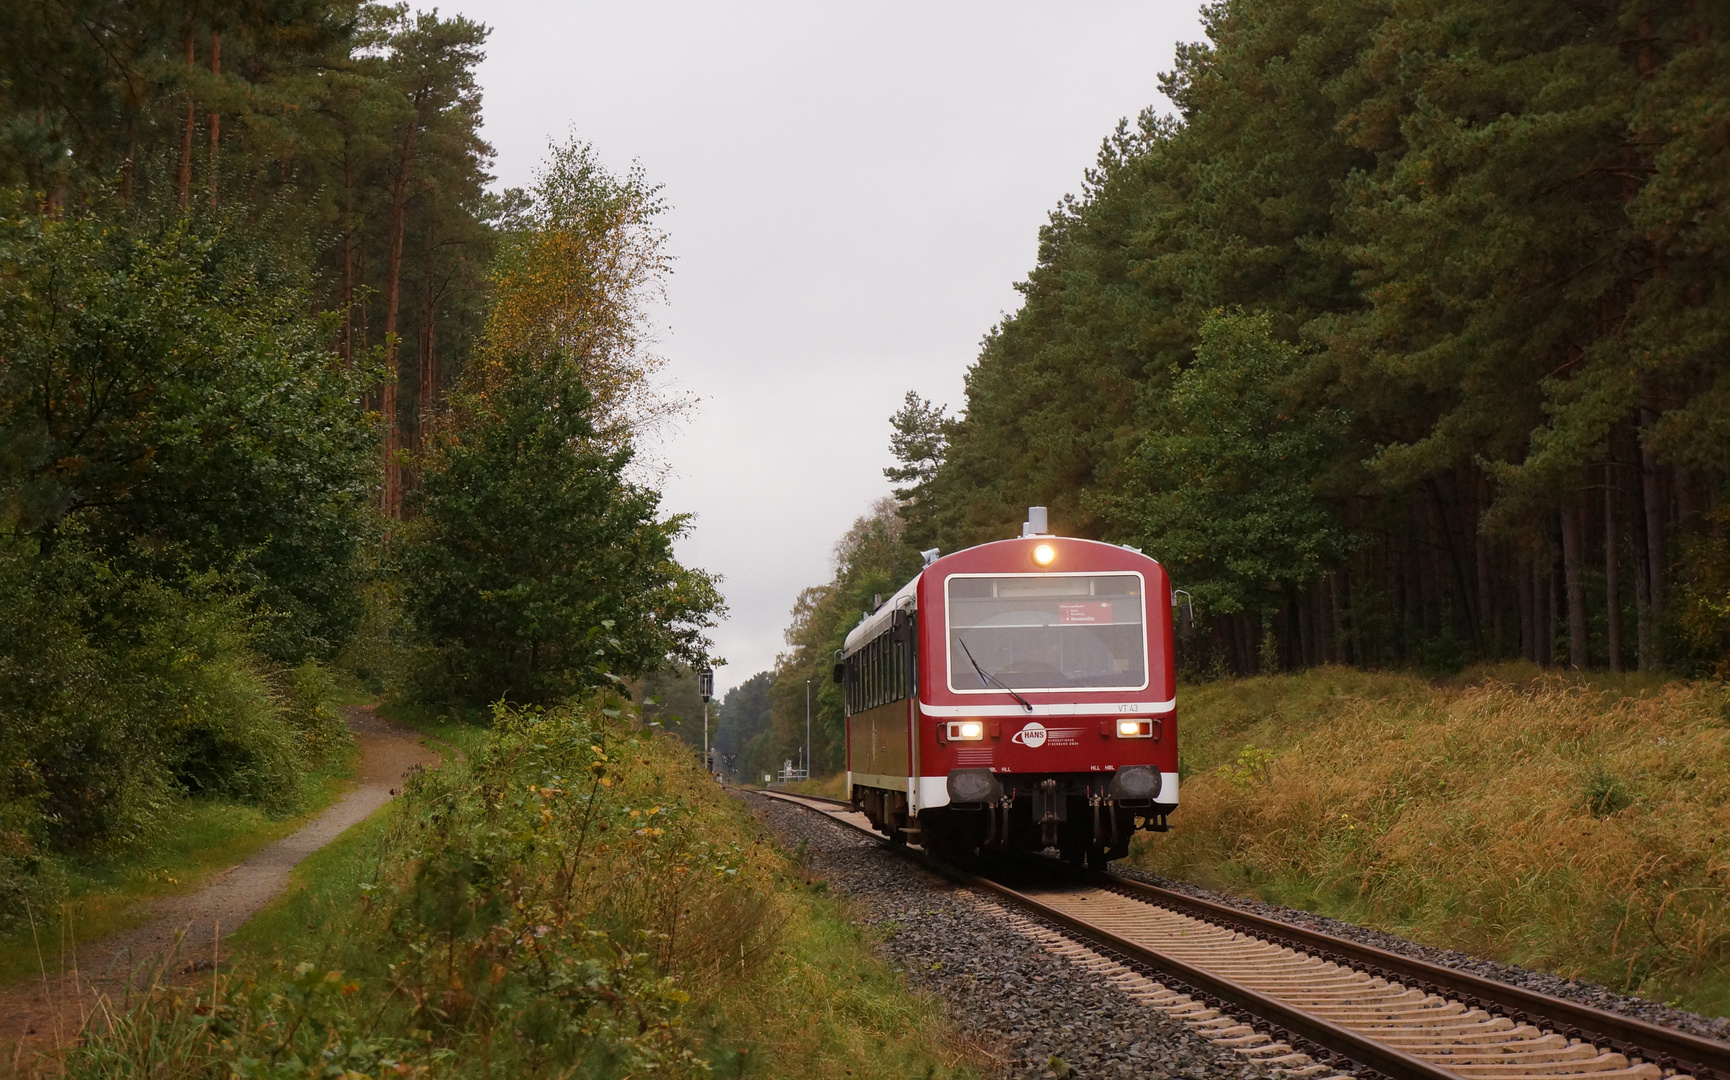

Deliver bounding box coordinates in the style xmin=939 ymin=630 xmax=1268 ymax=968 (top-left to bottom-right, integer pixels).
xmin=1117 ymin=719 xmax=1155 ymax=738
xmin=1032 ymin=542 xmax=1056 ymax=566
xmin=947 ymin=721 xmax=985 ymax=741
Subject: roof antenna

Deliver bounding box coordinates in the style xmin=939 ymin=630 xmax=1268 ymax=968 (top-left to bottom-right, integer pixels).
xmin=1021 ymin=506 xmax=1049 ymax=538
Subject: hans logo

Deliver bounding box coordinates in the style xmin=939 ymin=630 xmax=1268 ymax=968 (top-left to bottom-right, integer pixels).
xmin=1011 ymin=721 xmax=1048 ymax=748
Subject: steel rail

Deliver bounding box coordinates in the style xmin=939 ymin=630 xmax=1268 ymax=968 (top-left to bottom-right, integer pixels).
xmin=754 ymin=789 xmax=852 ymax=810
xmin=961 ymin=869 xmax=1468 ymax=1080
xmin=752 ymin=790 xmax=1456 ymax=1080
xmin=753 ymin=789 xmax=1730 ymax=1080
xmin=1090 ymin=871 xmax=1730 ymax=1080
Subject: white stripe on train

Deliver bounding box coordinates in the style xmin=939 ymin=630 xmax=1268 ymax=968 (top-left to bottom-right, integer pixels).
xmin=845 ymin=770 xmax=1179 ymax=813
xmin=917 ymin=700 xmax=1175 ymax=718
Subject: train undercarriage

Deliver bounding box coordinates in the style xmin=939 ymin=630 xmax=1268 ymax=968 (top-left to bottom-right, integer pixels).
xmin=853 ymin=770 xmax=1171 ymax=870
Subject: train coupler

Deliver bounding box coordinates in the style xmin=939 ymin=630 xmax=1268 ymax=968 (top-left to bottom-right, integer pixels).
xmin=1032 ymin=779 xmax=1066 ymax=848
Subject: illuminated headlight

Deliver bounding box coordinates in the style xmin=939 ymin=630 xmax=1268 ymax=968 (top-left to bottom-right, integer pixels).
xmin=947 ymin=721 xmax=985 ymax=741
xmin=1032 ymin=542 xmax=1056 ymax=567
xmin=1117 ymin=719 xmax=1155 ymax=738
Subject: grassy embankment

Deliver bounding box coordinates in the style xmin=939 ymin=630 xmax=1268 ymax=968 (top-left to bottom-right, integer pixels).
xmin=58 ymin=697 xmax=980 ymax=1080
xmin=777 ymin=773 xmax=849 ymax=801
xmin=0 ymin=680 xmax=368 ymax=987
xmin=1129 ymin=665 xmax=1730 ymax=1015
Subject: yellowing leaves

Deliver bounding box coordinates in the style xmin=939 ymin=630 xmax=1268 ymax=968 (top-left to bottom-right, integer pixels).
xmin=471 ymin=140 xmax=690 ymax=450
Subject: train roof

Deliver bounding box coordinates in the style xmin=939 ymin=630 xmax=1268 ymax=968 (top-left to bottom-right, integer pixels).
xmin=841 ymin=572 xmax=920 ymax=657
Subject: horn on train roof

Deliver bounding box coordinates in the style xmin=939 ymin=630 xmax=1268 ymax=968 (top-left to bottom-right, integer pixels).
xmin=1020 ymin=506 xmax=1049 ymax=537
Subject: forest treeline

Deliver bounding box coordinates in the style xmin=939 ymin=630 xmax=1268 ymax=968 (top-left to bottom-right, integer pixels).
xmin=729 ymin=0 xmax=1730 ymax=782
xmin=0 ymin=2 xmax=718 ymax=921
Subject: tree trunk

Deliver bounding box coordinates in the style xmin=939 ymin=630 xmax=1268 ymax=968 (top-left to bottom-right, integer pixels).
xmin=1315 ymin=575 xmax=1332 ymax=666
xmin=357 ymin=240 xmax=370 ymax=357
xmin=1428 ymin=478 xmax=1484 ymax=654
xmin=1397 ymin=540 xmax=1411 ymax=657
xmin=382 ymin=120 xmax=421 ymax=520
xmin=1561 ymin=498 xmax=1588 ymax=669
xmin=1416 ymin=506 xmax=1438 ymax=635
xmin=1518 ymin=554 xmax=1536 ymax=662
xmin=1631 ymin=461 xmax=1654 ymax=670
xmin=206 ymin=31 xmax=220 ymax=206
xmin=1605 ymin=463 xmax=1623 ymax=673
xmin=339 ymin=139 xmax=354 ymax=367
xmin=1476 ymin=526 xmax=1494 ymax=657
xmin=1557 ymin=557 xmax=1570 ymax=668
xmin=417 ymin=215 xmax=439 ymax=450
xmin=1639 ymin=413 xmax=1666 ymax=667
xmin=178 ymin=26 xmax=195 ymax=211
xmin=1338 ymin=567 xmax=1356 ymax=666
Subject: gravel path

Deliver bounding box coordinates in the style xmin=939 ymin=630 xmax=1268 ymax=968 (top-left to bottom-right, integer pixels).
xmin=1109 ymin=865 xmax=1730 ymax=1043
xmin=747 ymin=794 xmax=1272 ymax=1080
xmin=0 ymin=706 xmax=444 ymax=1059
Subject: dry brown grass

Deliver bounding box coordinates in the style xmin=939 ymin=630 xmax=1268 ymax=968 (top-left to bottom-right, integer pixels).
xmin=1132 ymin=667 xmax=1730 ymax=1015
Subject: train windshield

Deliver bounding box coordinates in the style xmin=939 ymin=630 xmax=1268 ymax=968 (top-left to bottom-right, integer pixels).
xmin=945 ymin=572 xmax=1147 ymax=692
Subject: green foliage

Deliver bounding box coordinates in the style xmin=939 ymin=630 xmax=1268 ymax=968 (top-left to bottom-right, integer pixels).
xmin=0 ymin=3 xmax=354 ymax=203
xmin=403 ymin=358 xmax=722 ymax=706
xmin=1674 ymin=505 xmax=1730 ymax=677
xmin=764 ymin=501 xmax=923 ymax=778
xmin=0 ymin=2 xmax=500 ymax=511
xmin=713 ymin=671 xmax=775 ymax=781
xmin=638 ymin=664 xmax=719 ymax=768
xmin=0 ymin=532 xmax=351 ymax=923
xmin=66 ymin=697 xmax=975 ymax=1080
xmin=0 ymin=190 xmax=370 ymax=914
xmin=905 ymin=0 xmax=1730 ymax=676
xmin=1218 ymin=744 xmax=1277 ymax=792
xmin=884 ymin=391 xmax=951 ymax=550
xmin=0 ymin=198 xmax=378 ymax=663
xmin=1581 ymin=764 xmax=1632 ymax=818
xmin=1110 ymin=311 xmax=1350 ymax=617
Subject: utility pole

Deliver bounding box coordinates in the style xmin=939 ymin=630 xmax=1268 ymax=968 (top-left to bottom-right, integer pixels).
xmin=805 ymin=679 xmax=812 ymax=779
xmin=698 ymin=666 xmax=714 ymax=776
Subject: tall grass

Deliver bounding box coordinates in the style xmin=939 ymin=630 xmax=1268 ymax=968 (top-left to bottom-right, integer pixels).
xmin=1134 ymin=667 xmax=1730 ymax=1014
xmin=50 ymin=696 xmax=976 ymax=1079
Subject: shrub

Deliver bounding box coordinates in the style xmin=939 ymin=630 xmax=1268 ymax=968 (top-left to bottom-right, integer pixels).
xmin=0 ymin=535 xmax=350 ymax=926
xmin=63 ymin=697 xmax=974 ymax=1079
xmin=1580 ymin=764 xmax=1632 ymax=817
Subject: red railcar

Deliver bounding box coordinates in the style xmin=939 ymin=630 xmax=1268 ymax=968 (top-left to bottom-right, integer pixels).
xmin=837 ymin=508 xmax=1177 ymax=868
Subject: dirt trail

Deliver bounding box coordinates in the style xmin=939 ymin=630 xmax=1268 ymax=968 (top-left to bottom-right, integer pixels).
xmin=0 ymin=706 xmax=444 ymax=1061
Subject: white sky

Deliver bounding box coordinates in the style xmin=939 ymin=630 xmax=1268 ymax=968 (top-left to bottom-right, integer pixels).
xmin=462 ymin=1 xmax=1203 ymax=694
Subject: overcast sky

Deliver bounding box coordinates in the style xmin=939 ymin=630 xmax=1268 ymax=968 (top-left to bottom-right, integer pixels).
xmin=460 ymin=1 xmax=1204 ymax=694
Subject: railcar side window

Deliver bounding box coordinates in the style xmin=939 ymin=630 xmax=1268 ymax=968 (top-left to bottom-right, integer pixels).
xmin=946 ymin=573 xmax=1148 ymax=693
xmin=842 ymin=613 xmax=917 ymax=714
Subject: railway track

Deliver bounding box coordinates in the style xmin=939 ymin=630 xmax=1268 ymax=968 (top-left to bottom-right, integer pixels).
xmin=752 ymin=788 xmax=1730 ymax=1080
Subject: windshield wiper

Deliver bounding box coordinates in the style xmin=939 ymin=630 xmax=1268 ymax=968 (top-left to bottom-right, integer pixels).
xmin=957 ymin=637 xmax=1033 ymax=712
